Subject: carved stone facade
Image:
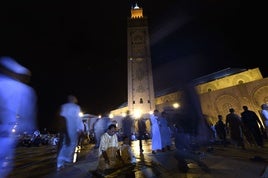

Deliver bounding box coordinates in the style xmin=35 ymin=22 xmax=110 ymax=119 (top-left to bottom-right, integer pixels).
xmin=198 ymin=69 xmax=268 ymax=125
xmin=154 ymin=68 xmax=268 ymax=126
xmin=195 ymin=68 xmax=263 ymax=94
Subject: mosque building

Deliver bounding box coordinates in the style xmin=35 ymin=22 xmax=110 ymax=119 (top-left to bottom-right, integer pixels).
xmin=109 ymin=4 xmax=268 ymax=127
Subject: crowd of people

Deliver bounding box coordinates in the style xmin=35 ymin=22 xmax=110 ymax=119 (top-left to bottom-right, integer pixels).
xmin=213 ymin=106 xmax=268 ymax=149
xmin=1 ymin=56 xmax=268 ymax=177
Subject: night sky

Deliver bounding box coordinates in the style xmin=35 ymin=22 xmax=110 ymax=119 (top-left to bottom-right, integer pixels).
xmin=0 ymin=0 xmax=261 ymax=131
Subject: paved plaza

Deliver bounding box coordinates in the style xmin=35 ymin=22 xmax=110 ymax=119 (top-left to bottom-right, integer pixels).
xmin=8 ymin=139 xmax=268 ymax=178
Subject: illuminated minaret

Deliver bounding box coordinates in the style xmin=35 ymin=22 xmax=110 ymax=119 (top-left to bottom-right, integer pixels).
xmin=127 ymin=3 xmax=155 ymax=116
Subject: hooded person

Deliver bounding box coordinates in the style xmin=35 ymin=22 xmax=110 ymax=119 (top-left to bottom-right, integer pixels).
xmin=0 ymin=56 xmax=37 ymax=177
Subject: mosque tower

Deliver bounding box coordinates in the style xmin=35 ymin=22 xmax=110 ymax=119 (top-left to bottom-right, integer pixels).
xmin=127 ymin=3 xmax=155 ymax=116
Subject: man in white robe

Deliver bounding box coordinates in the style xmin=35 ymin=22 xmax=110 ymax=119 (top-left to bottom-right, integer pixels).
xmin=56 ymin=95 xmax=84 ymax=171
xmin=97 ymin=124 xmax=123 ymax=173
xmin=159 ymin=111 xmax=172 ymax=151
xmin=149 ymin=109 xmax=162 ymax=154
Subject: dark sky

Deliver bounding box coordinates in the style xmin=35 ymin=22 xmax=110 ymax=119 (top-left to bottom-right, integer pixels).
xmin=0 ymin=0 xmax=261 ymax=131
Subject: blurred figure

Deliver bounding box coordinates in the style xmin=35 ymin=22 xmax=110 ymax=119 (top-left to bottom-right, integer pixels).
xmin=0 ymin=56 xmax=37 ymax=177
xmin=56 ymin=95 xmax=84 ymax=171
xmin=159 ymin=111 xmax=172 ymax=151
xmin=226 ymin=108 xmax=245 ymax=149
xmin=78 ymin=120 xmax=89 ymax=149
xmin=241 ymin=106 xmax=264 ymax=147
xmin=149 ymin=109 xmax=162 ymax=154
xmin=93 ymin=116 xmax=111 ymax=149
xmin=173 ymin=118 xmax=210 ymax=173
xmin=30 ymin=130 xmax=42 ymax=147
xmin=261 ymin=104 xmax=268 ymax=138
xmin=88 ymin=116 xmax=98 ymax=143
xmin=121 ymin=110 xmax=134 ymax=146
xmin=214 ymin=115 xmax=227 ymax=146
xmin=137 ymin=117 xmax=148 ymax=153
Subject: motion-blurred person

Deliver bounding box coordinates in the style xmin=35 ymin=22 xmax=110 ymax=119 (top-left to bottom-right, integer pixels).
xmin=0 ymin=56 xmax=37 ymax=177
xmin=78 ymin=119 xmax=89 ymax=149
xmin=56 ymin=95 xmax=84 ymax=171
xmin=226 ymin=108 xmax=245 ymax=149
xmin=241 ymin=106 xmax=264 ymax=147
xmin=159 ymin=111 xmax=172 ymax=151
xmin=214 ymin=115 xmax=227 ymax=146
xmin=88 ymin=116 xmax=98 ymax=143
xmin=261 ymin=104 xmax=268 ymax=138
xmin=137 ymin=117 xmax=148 ymax=153
xmin=149 ymin=109 xmax=162 ymax=154
xmin=173 ymin=118 xmax=210 ymax=173
xmin=121 ymin=110 xmax=134 ymax=146
xmin=93 ymin=115 xmax=111 ymax=149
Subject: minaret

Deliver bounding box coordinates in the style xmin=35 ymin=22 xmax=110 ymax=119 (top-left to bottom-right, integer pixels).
xmin=127 ymin=3 xmax=155 ymax=117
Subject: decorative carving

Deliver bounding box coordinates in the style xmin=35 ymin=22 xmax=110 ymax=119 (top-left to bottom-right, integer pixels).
xmin=215 ymin=94 xmax=241 ymax=117
xmin=232 ymin=74 xmax=250 ymax=85
xmin=253 ymin=86 xmax=268 ymax=107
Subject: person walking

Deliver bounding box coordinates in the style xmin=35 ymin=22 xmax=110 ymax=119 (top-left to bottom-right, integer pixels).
xmin=159 ymin=111 xmax=172 ymax=151
xmin=137 ymin=117 xmax=148 ymax=153
xmin=0 ymin=56 xmax=37 ymax=178
xmin=241 ymin=105 xmax=264 ymax=147
xmin=56 ymin=95 xmax=84 ymax=171
xmin=121 ymin=110 xmax=134 ymax=146
xmin=225 ymin=108 xmax=245 ymax=149
xmin=149 ymin=109 xmax=162 ymax=154
xmin=214 ymin=115 xmax=227 ymax=146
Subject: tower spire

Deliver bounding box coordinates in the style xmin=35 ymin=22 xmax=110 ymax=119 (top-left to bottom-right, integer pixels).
xmin=134 ymin=2 xmax=139 ymax=9
xmin=131 ymin=2 xmax=143 ymax=18
xmin=127 ymin=5 xmax=155 ymax=115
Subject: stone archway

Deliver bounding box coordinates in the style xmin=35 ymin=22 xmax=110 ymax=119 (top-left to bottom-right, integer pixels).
xmin=215 ymin=94 xmax=241 ymax=122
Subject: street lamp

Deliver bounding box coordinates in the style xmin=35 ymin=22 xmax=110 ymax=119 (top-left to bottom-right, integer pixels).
xmin=173 ymin=102 xmax=180 ymax=109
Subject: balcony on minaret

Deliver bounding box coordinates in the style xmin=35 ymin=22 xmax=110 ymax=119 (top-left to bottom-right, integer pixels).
xmin=131 ymin=4 xmax=143 ymax=18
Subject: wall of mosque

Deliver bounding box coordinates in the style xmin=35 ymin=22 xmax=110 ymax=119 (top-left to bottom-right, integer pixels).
xmin=200 ymin=77 xmax=268 ymax=125
xmin=111 ymin=67 xmax=268 ymax=128
xmin=197 ymin=68 xmax=268 ymax=125
xmin=195 ymin=68 xmax=263 ymax=94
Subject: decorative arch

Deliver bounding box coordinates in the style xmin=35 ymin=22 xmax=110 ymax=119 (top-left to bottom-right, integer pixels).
xmin=215 ymin=94 xmax=241 ymax=118
xmin=252 ymin=86 xmax=268 ymax=108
